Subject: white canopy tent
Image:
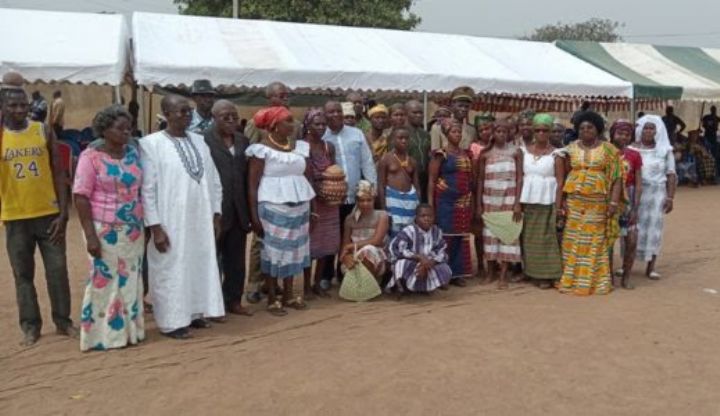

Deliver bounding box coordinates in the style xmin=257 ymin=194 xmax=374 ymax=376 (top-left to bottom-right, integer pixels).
xmin=0 ymin=8 xmax=129 ymax=85
xmin=131 ymin=12 xmax=633 ymax=98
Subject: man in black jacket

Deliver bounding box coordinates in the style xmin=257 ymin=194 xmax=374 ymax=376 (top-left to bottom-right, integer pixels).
xmin=204 ymin=100 xmax=252 ymax=316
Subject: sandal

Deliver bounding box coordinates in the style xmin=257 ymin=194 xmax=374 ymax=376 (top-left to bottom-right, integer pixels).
xmin=267 ymin=300 xmax=287 ymax=316
xmin=647 ymin=272 xmax=661 ymax=280
xmin=284 ymin=296 xmax=308 ymax=310
xmin=189 ymin=318 xmax=212 ymax=329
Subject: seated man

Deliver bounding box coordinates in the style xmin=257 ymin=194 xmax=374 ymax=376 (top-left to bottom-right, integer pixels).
xmin=387 ymin=204 xmax=452 ymax=295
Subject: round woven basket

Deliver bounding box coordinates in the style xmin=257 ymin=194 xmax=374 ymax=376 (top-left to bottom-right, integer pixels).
xmin=318 ymin=165 xmax=347 ymax=206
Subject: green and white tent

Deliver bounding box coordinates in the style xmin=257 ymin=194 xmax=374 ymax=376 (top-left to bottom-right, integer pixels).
xmin=556 ymin=40 xmax=720 ymax=101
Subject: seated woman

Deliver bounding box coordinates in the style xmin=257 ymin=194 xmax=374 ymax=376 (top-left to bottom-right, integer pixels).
xmin=340 ymin=180 xmax=390 ymax=283
xmin=387 ymin=204 xmax=452 ymax=295
xmin=688 ymin=129 xmax=716 ymax=184
xmin=673 ymin=133 xmax=699 ymax=187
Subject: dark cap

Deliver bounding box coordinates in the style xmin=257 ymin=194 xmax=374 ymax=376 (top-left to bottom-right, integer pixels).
xmin=450 ymin=86 xmax=475 ymax=102
xmin=191 ymin=79 xmax=216 ymax=95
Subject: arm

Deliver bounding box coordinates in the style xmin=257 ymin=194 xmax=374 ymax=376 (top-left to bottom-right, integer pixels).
xmin=377 ymin=156 xmax=388 ymax=209
xmin=513 ymin=149 xmax=523 ymax=222
xmin=427 ymin=154 xmax=441 ymax=208
xmin=206 ymin=145 xmax=223 ymax=239
xmin=677 ymin=116 xmax=686 ymax=134
xmin=304 ymin=156 xmax=318 ymax=228
xmin=140 ymin=139 xmax=170 ymax=252
xmin=429 ymin=229 xmax=449 ymax=264
xmin=72 ymin=152 xmax=100 ymax=257
xmin=247 ymin=157 xmax=265 ymax=238
xmin=475 ymin=154 xmax=486 ymax=219
xmin=45 ymin=124 xmax=69 ymax=245
xmin=412 ymin=158 xmax=421 ymax=198
xmin=664 ymin=151 xmax=677 ymax=214
xmin=553 ymin=156 xmax=565 ymax=212
xmin=359 ymin=136 xmax=377 ymax=184
xmin=630 ymin=166 xmax=643 ymax=225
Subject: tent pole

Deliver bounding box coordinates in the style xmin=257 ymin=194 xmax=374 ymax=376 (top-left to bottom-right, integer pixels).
xmin=137 ymin=85 xmax=145 ymax=135
xmin=423 ymin=92 xmax=428 ymax=129
xmin=114 ymin=85 xmax=122 ymax=104
xmin=148 ymin=90 xmax=154 ymax=133
xmin=630 ymin=98 xmax=636 ymax=123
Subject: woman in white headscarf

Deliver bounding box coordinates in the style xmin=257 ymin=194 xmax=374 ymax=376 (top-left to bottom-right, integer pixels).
xmin=630 ymin=115 xmax=677 ymax=280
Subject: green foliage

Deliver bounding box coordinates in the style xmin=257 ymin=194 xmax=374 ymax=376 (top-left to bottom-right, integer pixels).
xmin=174 ymin=0 xmax=421 ymax=30
xmin=523 ymin=18 xmax=624 ymax=42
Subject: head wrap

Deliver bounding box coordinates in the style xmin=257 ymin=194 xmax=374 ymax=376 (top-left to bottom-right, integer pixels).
xmin=573 ymin=110 xmax=605 ymax=134
xmin=441 ymin=118 xmax=461 ymax=136
xmin=367 ymin=104 xmax=388 ymax=118
xmin=341 ymin=102 xmax=355 ymax=118
xmin=352 ymin=180 xmax=376 ymax=221
xmin=302 ymin=107 xmax=325 ymax=137
xmin=609 ymin=119 xmax=634 ymax=140
xmin=532 ymin=113 xmax=554 ymax=128
xmin=635 ymin=115 xmax=673 ymax=157
xmin=474 ymin=113 xmax=495 ymax=127
xmin=253 ymin=106 xmax=292 ymax=130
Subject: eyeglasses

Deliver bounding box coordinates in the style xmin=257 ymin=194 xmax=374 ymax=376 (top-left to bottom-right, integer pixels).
xmin=219 ymin=114 xmax=239 ymax=122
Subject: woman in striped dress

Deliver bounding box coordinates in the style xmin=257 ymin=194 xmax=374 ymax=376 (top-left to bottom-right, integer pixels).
xmin=247 ymin=107 xmax=316 ymax=316
xmin=476 ymin=118 xmax=523 ymax=289
xmin=559 ymin=111 xmax=622 ymax=296
xmin=518 ymin=114 xmax=564 ymax=288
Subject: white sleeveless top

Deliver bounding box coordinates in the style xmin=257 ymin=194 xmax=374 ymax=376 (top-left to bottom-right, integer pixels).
xmin=245 ymin=140 xmax=316 ymax=204
xmin=520 ymin=149 xmax=558 ymax=205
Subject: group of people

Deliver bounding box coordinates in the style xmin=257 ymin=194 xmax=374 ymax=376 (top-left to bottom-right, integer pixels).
xmin=0 ymin=71 xmax=679 ymax=352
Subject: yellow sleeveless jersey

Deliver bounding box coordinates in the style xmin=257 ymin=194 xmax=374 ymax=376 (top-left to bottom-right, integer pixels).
xmin=0 ymin=121 xmax=59 ymax=221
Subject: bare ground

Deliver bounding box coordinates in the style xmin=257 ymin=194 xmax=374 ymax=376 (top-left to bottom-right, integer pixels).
xmin=1 ymin=186 xmax=719 ymax=416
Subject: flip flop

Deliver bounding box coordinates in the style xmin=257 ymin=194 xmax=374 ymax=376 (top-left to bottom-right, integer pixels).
xmin=648 ymin=272 xmax=661 ymax=280
xmin=285 ymin=297 xmax=307 ymax=310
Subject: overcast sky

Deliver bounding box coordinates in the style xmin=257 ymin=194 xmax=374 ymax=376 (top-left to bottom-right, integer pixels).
xmin=2 ymin=0 xmax=719 ymax=47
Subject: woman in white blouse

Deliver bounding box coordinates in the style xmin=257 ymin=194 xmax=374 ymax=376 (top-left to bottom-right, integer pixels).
xmin=630 ymin=115 xmax=676 ymax=280
xmin=519 ymin=114 xmax=565 ymax=288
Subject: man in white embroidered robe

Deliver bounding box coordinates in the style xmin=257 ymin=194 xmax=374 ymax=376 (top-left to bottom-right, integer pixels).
xmin=140 ymin=95 xmax=225 ymax=339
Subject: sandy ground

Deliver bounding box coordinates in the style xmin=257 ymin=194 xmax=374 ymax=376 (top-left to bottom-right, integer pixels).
xmin=1 ymin=186 xmax=720 ymax=415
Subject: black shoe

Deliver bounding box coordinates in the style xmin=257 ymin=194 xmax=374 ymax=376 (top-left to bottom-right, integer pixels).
xmin=20 ymin=331 xmax=40 ymax=347
xmin=162 ymin=328 xmax=193 ymax=340
xmin=189 ymin=318 xmax=211 ymax=329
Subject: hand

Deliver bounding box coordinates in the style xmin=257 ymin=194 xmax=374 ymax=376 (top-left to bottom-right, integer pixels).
xmin=341 ymin=254 xmax=356 ymax=270
xmin=86 ymin=234 xmax=102 ymax=258
xmin=213 ymin=214 xmax=222 ymax=241
xmin=251 ymin=219 xmax=264 ymax=239
xmin=152 ymin=227 xmax=170 ymax=253
xmin=607 ymin=203 xmax=618 ymax=218
xmin=629 ymin=209 xmax=639 ymax=226
xmin=663 ymin=198 xmax=674 ymax=214
xmin=512 ymin=204 xmax=523 ymax=223
xmin=47 ymin=214 xmax=68 ymax=245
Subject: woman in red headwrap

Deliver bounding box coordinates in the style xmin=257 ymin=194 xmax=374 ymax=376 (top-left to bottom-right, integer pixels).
xmin=246 ymin=106 xmax=317 ymax=316
xmin=610 ymin=119 xmax=643 ymax=289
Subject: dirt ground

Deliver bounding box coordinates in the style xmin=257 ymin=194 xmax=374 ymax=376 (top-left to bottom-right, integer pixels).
xmin=1 ymin=186 xmax=719 ymax=416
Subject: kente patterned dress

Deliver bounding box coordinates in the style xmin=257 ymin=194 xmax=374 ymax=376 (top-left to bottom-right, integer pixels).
xmin=73 ymin=146 xmax=145 ymax=351
xmin=387 ymin=224 xmax=452 ymax=293
xmin=519 ymin=148 xmax=562 ymax=279
xmin=307 ymin=142 xmax=340 ymax=258
xmin=433 ymin=149 xmax=473 ymax=278
xmin=482 ymin=145 xmax=522 ymax=263
xmin=559 ymin=141 xmax=622 ymax=296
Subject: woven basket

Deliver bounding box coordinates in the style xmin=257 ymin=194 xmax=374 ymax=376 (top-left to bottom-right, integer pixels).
xmin=318 ymin=165 xmax=347 ymax=206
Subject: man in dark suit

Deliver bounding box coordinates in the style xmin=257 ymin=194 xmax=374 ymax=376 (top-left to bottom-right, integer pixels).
xmin=204 ymin=99 xmax=252 ymax=316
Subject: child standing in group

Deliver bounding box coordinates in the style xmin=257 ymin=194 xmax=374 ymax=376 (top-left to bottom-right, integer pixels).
xmin=378 ymin=127 xmax=421 ymax=237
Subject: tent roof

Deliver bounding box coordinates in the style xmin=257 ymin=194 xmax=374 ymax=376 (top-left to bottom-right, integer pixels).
xmin=556 ymin=40 xmax=720 ymax=101
xmin=0 ymin=8 xmax=129 ymax=85
xmin=132 ymin=12 xmax=632 ymax=98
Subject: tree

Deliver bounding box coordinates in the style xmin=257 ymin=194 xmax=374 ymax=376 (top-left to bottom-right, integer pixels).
xmin=522 ymin=18 xmax=624 ymax=42
xmin=174 ymin=0 xmax=421 ymax=30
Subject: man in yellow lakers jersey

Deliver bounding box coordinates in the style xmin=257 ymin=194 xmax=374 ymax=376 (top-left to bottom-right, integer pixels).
xmin=1 ymin=86 xmax=76 ymax=346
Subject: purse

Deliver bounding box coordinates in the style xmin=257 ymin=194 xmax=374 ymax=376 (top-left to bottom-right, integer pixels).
xmin=339 ymin=263 xmax=382 ymax=302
